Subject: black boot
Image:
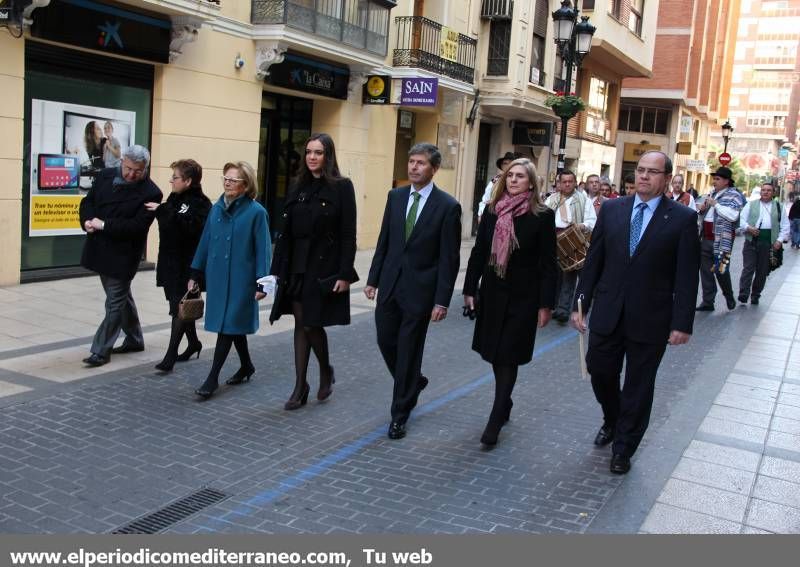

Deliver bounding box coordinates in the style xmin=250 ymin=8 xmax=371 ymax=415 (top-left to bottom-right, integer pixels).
xmin=155 ymin=317 xmax=184 ymax=372
xmin=176 ymin=320 xmax=202 ymax=362
xmin=195 ymin=334 xmax=233 ymax=400
xmin=481 ymin=364 xmax=518 ymax=447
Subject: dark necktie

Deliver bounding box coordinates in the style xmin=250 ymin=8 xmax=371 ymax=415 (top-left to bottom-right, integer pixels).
xmin=405 ymin=191 xmax=421 ymax=241
xmin=629 ymin=203 xmax=647 ymax=256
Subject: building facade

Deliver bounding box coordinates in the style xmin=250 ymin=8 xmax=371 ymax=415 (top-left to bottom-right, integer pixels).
xmin=620 ymin=0 xmax=740 ymax=194
xmin=0 ymin=0 xmax=481 ymax=286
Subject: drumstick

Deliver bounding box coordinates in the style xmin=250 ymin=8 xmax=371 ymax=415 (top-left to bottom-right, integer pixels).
xmin=577 ymin=298 xmax=588 ymax=380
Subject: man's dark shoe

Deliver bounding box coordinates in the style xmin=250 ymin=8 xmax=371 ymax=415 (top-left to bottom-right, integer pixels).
xmin=738 ymin=295 xmax=748 ymax=304
xmin=725 ymin=295 xmax=736 ymax=310
xmin=610 ymin=454 xmax=631 ymax=475
xmin=695 ymin=303 xmax=714 ymax=312
xmin=750 ymin=297 xmax=759 ymax=305
xmin=387 ymin=421 xmax=406 ymax=440
xmin=111 ymin=343 xmax=144 ymax=354
xmin=82 ymin=353 xmax=109 ymax=367
xmin=594 ymin=425 xmax=615 ymax=447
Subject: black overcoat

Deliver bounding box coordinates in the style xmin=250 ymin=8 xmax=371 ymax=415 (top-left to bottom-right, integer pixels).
xmin=269 ymin=177 xmax=358 ymax=327
xmin=154 ymin=186 xmax=212 ymax=303
xmin=463 ymin=208 xmax=558 ymax=365
xmin=79 ymin=168 xmax=163 ymax=281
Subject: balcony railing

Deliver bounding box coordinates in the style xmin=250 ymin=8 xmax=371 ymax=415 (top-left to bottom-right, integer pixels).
xmin=393 ymin=16 xmax=477 ymax=84
xmin=251 ymin=0 xmax=393 ymax=56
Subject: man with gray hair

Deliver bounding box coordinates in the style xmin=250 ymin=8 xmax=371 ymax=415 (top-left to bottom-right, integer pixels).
xmin=79 ymin=145 xmax=163 ymax=367
xmin=365 ymin=143 xmax=462 ymax=440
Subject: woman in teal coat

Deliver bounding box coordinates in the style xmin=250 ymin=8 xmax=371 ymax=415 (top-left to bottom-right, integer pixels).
xmin=189 ymin=161 xmax=271 ymax=399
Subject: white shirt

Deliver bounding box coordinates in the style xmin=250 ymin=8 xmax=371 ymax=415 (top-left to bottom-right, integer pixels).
xmin=670 ymin=191 xmax=696 ymax=211
xmin=546 ymin=191 xmax=597 ymax=230
xmin=740 ymin=200 xmax=790 ymax=242
xmin=406 ymin=180 xmax=434 ymax=222
xmin=703 ymin=188 xmax=741 ymax=223
xmin=477 ymin=178 xmax=497 ymax=217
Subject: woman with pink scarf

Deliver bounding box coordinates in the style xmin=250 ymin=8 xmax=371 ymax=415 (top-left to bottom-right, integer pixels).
xmin=463 ymin=158 xmax=558 ymax=447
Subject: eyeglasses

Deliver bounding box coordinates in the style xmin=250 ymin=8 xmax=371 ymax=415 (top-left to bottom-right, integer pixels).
xmin=221 ymin=176 xmax=244 ymax=184
xmin=635 ymin=167 xmax=665 ymax=176
xmin=170 ymin=175 xmax=184 ymax=181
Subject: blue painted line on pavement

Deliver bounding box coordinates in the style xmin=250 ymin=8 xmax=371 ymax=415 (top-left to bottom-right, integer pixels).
xmin=197 ymin=328 xmax=577 ymax=530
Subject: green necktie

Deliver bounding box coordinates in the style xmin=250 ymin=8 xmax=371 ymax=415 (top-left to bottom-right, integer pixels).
xmin=405 ymin=191 xmax=421 ymax=241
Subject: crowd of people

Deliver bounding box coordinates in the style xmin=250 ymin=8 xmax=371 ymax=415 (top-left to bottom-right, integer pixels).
xmin=76 ymin=139 xmax=792 ymax=476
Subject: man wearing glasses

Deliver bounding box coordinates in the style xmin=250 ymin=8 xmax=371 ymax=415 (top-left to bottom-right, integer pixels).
xmin=571 ymin=151 xmax=700 ymax=475
xmin=79 ymin=145 xmax=163 ymax=367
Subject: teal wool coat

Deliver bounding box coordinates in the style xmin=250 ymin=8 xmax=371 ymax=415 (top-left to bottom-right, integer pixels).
xmin=192 ymin=196 xmax=271 ymax=334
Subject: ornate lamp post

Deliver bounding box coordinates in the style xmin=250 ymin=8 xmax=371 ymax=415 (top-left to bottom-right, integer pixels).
xmin=551 ymin=1 xmax=595 ymax=173
xmin=721 ymin=119 xmax=733 ymax=154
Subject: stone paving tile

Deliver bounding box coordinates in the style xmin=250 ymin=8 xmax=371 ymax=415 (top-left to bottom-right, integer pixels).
xmin=706 ymin=405 xmax=772 ymax=429
xmin=640 ymin=503 xmax=741 ymax=534
xmin=779 ymin=392 xmax=800 ymax=408
xmin=671 ymin=457 xmax=756 ymax=495
xmin=759 ymin=455 xmax=800 ymax=482
xmin=771 ymin=416 xmax=800 ymax=436
xmin=767 ymin=430 xmax=800 ymax=454
xmin=698 ymin=416 xmax=769 ymax=445
xmin=712 ymin=392 xmax=775 ymax=415
xmin=742 ymin=526 xmax=773 ymax=534
xmin=719 ymin=383 xmax=780 ymax=402
xmin=752 ymin=475 xmax=800 ymax=509
xmin=725 ymin=373 xmax=781 ymax=391
xmin=775 ymin=403 xmax=800 ymax=421
xmin=745 ymin=499 xmax=800 ymax=534
xmin=657 ymin=479 xmax=749 ymax=523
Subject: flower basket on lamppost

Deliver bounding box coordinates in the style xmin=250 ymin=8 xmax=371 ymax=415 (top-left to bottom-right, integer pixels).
xmin=545 ymin=93 xmax=586 ymax=119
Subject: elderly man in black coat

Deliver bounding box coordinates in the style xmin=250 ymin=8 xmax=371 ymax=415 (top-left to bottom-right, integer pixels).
xmin=79 ymin=145 xmax=163 ymax=367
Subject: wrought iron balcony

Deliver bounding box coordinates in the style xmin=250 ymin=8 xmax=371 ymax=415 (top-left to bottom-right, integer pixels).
xmin=251 ymin=0 xmax=394 ymax=56
xmin=393 ymin=16 xmax=477 ymax=84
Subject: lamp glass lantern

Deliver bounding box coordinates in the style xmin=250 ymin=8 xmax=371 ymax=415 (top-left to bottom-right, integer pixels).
xmin=575 ymin=17 xmax=596 ymax=55
xmin=552 ymin=2 xmax=577 ymax=44
xmin=721 ymin=120 xmax=733 ymax=139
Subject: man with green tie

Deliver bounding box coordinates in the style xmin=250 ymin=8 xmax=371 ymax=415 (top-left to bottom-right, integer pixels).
xmin=365 ymin=143 xmax=462 ymax=440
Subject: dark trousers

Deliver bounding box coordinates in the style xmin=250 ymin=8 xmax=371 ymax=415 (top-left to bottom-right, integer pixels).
xmin=91 ymin=275 xmax=144 ymax=357
xmin=586 ymin=323 xmax=667 ymax=458
xmin=375 ymin=294 xmax=431 ymax=423
xmin=700 ymin=238 xmax=734 ymax=305
xmin=554 ymin=267 xmax=579 ymax=317
xmin=739 ymin=239 xmax=772 ymax=300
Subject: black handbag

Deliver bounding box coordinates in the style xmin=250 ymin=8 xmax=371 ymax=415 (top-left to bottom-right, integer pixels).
xmin=770 ymin=246 xmax=784 ymax=272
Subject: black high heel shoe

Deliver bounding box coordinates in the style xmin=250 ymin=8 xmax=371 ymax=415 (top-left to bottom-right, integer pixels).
xmin=176 ymin=342 xmax=202 ymax=362
xmin=225 ymin=364 xmax=255 ymax=385
xmin=155 ymin=353 xmax=178 ymax=373
xmin=284 ymin=382 xmax=310 ymax=410
xmin=194 ymin=379 xmax=218 ymax=400
xmin=317 ymin=366 xmax=336 ymax=401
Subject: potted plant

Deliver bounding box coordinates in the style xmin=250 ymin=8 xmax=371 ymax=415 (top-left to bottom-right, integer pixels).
xmin=545 ymin=91 xmax=586 ymax=118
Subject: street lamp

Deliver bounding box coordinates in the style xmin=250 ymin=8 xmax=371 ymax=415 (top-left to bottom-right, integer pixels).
xmin=552 ymin=1 xmax=596 ymax=173
xmin=721 ymin=119 xmax=733 ymax=154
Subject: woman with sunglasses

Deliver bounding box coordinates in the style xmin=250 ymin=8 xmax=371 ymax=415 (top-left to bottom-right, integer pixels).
xmin=188 ymin=161 xmax=271 ymax=399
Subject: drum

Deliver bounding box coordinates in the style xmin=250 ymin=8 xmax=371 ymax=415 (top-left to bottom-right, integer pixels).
xmin=556 ymin=224 xmax=589 ymax=272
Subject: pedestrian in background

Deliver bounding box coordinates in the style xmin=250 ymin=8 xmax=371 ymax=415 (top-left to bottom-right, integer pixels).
xmin=622 ymin=173 xmax=636 ymax=197
xmin=269 ymin=134 xmax=358 ymax=410
xmin=477 ymin=152 xmax=521 ymax=220
xmin=189 ymin=161 xmax=271 ymax=399
xmin=667 ymin=173 xmax=696 ymax=210
xmin=737 ymin=181 xmax=789 ymax=305
xmin=365 ymin=143 xmax=461 ymax=440
xmin=79 ymin=145 xmax=162 ymax=367
xmin=464 ymin=158 xmax=557 ymax=447
xmin=571 ymin=151 xmax=700 ymax=475
xmin=585 ymin=174 xmax=605 ymax=214
xmin=145 ymin=159 xmax=211 ymax=372
xmin=789 ymin=195 xmax=800 ymax=249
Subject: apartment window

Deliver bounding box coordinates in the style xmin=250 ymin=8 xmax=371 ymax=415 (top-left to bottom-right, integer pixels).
xmin=775 ymin=116 xmax=786 ymax=129
xmin=583 ymin=0 xmax=596 ymax=9
xmin=586 ymin=77 xmax=610 ymax=139
xmin=530 ymin=0 xmax=548 ymax=86
xmin=487 ymin=19 xmax=512 ymax=75
xmin=628 ymin=0 xmax=643 ymax=36
xmin=609 ymin=0 xmax=622 ymax=20
xmin=619 ymin=104 xmax=670 ymax=135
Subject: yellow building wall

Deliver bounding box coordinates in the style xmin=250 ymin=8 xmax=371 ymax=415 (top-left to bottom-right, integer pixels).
xmin=149 ymin=28 xmax=263 ymax=260
xmin=0 ymin=33 xmax=25 ymax=286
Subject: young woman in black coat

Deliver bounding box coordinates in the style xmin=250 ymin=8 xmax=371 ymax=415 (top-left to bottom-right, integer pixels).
xmin=463 ymin=158 xmax=558 ymax=447
xmin=144 ymin=159 xmax=211 ymax=372
xmin=269 ymin=133 xmax=357 ymax=410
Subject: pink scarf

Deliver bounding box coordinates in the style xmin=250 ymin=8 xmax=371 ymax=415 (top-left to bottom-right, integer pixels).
xmin=490 ymin=191 xmax=530 ymax=278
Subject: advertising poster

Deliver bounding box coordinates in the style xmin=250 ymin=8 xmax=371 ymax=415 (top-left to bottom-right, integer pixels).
xmin=29 ymin=99 xmax=135 ymax=237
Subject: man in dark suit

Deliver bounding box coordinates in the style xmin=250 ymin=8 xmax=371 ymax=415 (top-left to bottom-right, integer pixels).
xmin=571 ymin=151 xmax=700 ymax=474
xmin=79 ymin=145 xmax=163 ymax=367
xmin=365 ymin=143 xmax=462 ymax=440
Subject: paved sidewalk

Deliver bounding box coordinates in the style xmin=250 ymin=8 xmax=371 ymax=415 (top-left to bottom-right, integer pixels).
xmin=1 ymin=240 xmax=799 ymax=534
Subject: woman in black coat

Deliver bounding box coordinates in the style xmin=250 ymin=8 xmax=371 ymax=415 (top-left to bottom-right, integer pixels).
xmin=144 ymin=159 xmax=211 ymax=372
xmin=463 ymin=158 xmax=558 ymax=447
xmin=269 ymin=133 xmax=357 ymax=410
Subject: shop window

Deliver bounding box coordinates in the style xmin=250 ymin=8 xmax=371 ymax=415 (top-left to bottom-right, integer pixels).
xmin=487 ymin=19 xmax=512 ymax=75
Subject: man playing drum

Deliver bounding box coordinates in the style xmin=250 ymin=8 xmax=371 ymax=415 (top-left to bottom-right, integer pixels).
xmin=545 ymin=170 xmax=596 ymax=323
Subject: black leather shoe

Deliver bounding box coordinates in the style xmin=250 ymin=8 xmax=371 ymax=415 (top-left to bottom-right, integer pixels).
xmin=387 ymin=421 xmax=406 ymax=440
xmin=695 ymin=303 xmax=714 ymax=312
xmin=750 ymin=297 xmax=759 ymax=305
xmin=738 ymin=295 xmax=748 ymax=304
xmin=111 ymin=343 xmax=144 ymax=354
xmin=82 ymin=353 xmax=109 ymax=367
xmin=610 ymin=454 xmax=631 ymax=475
xmin=594 ymin=425 xmax=615 ymax=446
xmin=725 ymin=295 xmax=736 ymax=310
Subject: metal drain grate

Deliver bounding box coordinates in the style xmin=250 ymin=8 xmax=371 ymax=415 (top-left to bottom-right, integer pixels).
xmin=112 ymin=488 xmax=228 ymax=534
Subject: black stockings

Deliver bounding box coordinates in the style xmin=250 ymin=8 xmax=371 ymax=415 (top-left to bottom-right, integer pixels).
xmin=199 ymin=333 xmax=252 ymax=390
xmin=290 ymin=301 xmax=332 ymax=399
xmin=482 ymin=364 xmax=519 ymax=444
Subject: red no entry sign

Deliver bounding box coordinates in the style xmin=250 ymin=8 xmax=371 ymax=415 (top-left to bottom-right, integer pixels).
xmin=719 ymin=152 xmax=732 ymax=166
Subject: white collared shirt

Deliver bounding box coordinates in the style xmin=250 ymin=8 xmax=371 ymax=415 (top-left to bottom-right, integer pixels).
xmin=406 ymin=180 xmax=434 ymax=222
